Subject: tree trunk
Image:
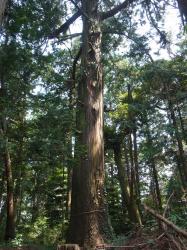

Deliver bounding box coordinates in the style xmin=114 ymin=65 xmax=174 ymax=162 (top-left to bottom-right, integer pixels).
xmin=132 ymin=128 xmax=141 ymax=207
xmin=66 ymin=166 xmax=72 ymax=220
xmin=129 ymin=133 xmax=135 ymax=197
xmin=124 ymin=139 xmax=130 ymax=182
xmin=168 ymin=99 xmax=187 ymax=189
xmin=67 ymin=0 xmax=112 ymax=248
xmin=31 ymin=173 xmax=40 ymax=223
xmin=13 ymin=136 xmax=24 ymax=227
xmin=0 ymin=169 xmax=5 ymax=208
xmin=145 ymin=124 xmax=162 ymax=211
xmin=4 ymin=138 xmax=15 ymax=241
xmin=145 ymin=116 xmax=162 ymax=211
xmin=127 ymin=85 xmax=140 ymax=201
xmin=113 ymin=141 xmax=142 ymax=226
xmin=0 ymin=0 xmax=8 ymax=25
xmin=177 ymin=0 xmax=187 ymax=25
xmin=177 ymin=103 xmax=187 ymax=144
xmin=0 ymin=74 xmax=15 ymax=240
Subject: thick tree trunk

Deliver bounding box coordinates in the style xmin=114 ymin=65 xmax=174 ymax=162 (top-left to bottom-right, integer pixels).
xmin=113 ymin=142 xmax=142 ymax=226
xmin=67 ymin=0 xmax=112 ymax=248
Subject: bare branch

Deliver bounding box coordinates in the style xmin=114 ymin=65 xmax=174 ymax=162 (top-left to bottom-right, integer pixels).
xmin=57 ymin=33 xmax=82 ymax=42
xmin=144 ymin=204 xmax=187 ymax=239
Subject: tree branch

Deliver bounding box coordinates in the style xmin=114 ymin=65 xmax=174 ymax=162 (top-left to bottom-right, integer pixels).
xmin=49 ymin=0 xmax=136 ymax=39
xmin=49 ymin=11 xmax=81 ymax=39
xmin=144 ymin=204 xmax=187 ymax=239
xmin=101 ymin=0 xmax=135 ymax=20
xmin=57 ymin=33 xmax=82 ymax=42
xmin=69 ymin=0 xmax=89 ymax=20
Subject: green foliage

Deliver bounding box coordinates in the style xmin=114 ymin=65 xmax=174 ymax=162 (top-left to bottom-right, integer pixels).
xmin=0 ymin=0 xmax=187 ymax=247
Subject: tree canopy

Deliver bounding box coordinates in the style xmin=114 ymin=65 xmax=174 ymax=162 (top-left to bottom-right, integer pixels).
xmin=0 ymin=0 xmax=187 ymax=249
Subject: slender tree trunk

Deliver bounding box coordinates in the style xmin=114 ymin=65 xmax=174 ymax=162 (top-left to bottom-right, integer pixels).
xmin=0 ymin=169 xmax=5 ymax=207
xmin=127 ymin=85 xmax=140 ymax=200
xmin=67 ymin=1 xmax=112 ymax=247
xmin=124 ymin=139 xmax=130 ymax=182
xmin=129 ymin=133 xmax=135 ymax=197
xmin=66 ymin=167 xmax=72 ymax=220
xmin=13 ymin=137 xmax=24 ymax=227
xmin=132 ymin=128 xmax=141 ymax=206
xmin=0 ymin=73 xmax=15 ymax=240
xmin=113 ymin=141 xmax=142 ymax=226
xmin=145 ymin=124 xmax=162 ymax=211
xmin=4 ymin=138 xmax=15 ymax=241
xmin=0 ymin=0 xmax=8 ymax=25
xmin=31 ymin=174 xmax=39 ymax=223
xmin=168 ymin=99 xmax=187 ymax=189
xmin=177 ymin=103 xmax=187 ymax=144
xmin=0 ymin=168 xmax=6 ymax=225
xmin=0 ymin=202 xmax=6 ymax=225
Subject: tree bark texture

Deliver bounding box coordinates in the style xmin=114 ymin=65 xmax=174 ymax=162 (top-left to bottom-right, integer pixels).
xmin=4 ymin=139 xmax=15 ymax=241
xmin=0 ymin=73 xmax=15 ymax=240
xmin=67 ymin=0 xmax=112 ymax=248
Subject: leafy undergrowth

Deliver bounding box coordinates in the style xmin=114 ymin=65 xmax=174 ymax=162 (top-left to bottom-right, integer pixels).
xmin=0 ymin=245 xmax=55 ymax=250
xmin=0 ymin=230 xmax=187 ymax=250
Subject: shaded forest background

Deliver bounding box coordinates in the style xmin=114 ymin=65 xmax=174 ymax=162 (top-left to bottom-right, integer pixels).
xmin=0 ymin=0 xmax=187 ymax=249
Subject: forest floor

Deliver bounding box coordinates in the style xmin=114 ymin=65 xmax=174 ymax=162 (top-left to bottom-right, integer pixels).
xmin=118 ymin=230 xmax=187 ymax=249
xmin=0 ymin=231 xmax=187 ymax=250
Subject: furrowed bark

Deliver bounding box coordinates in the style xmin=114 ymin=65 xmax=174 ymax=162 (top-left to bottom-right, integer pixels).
xmin=67 ymin=0 xmax=112 ymax=248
